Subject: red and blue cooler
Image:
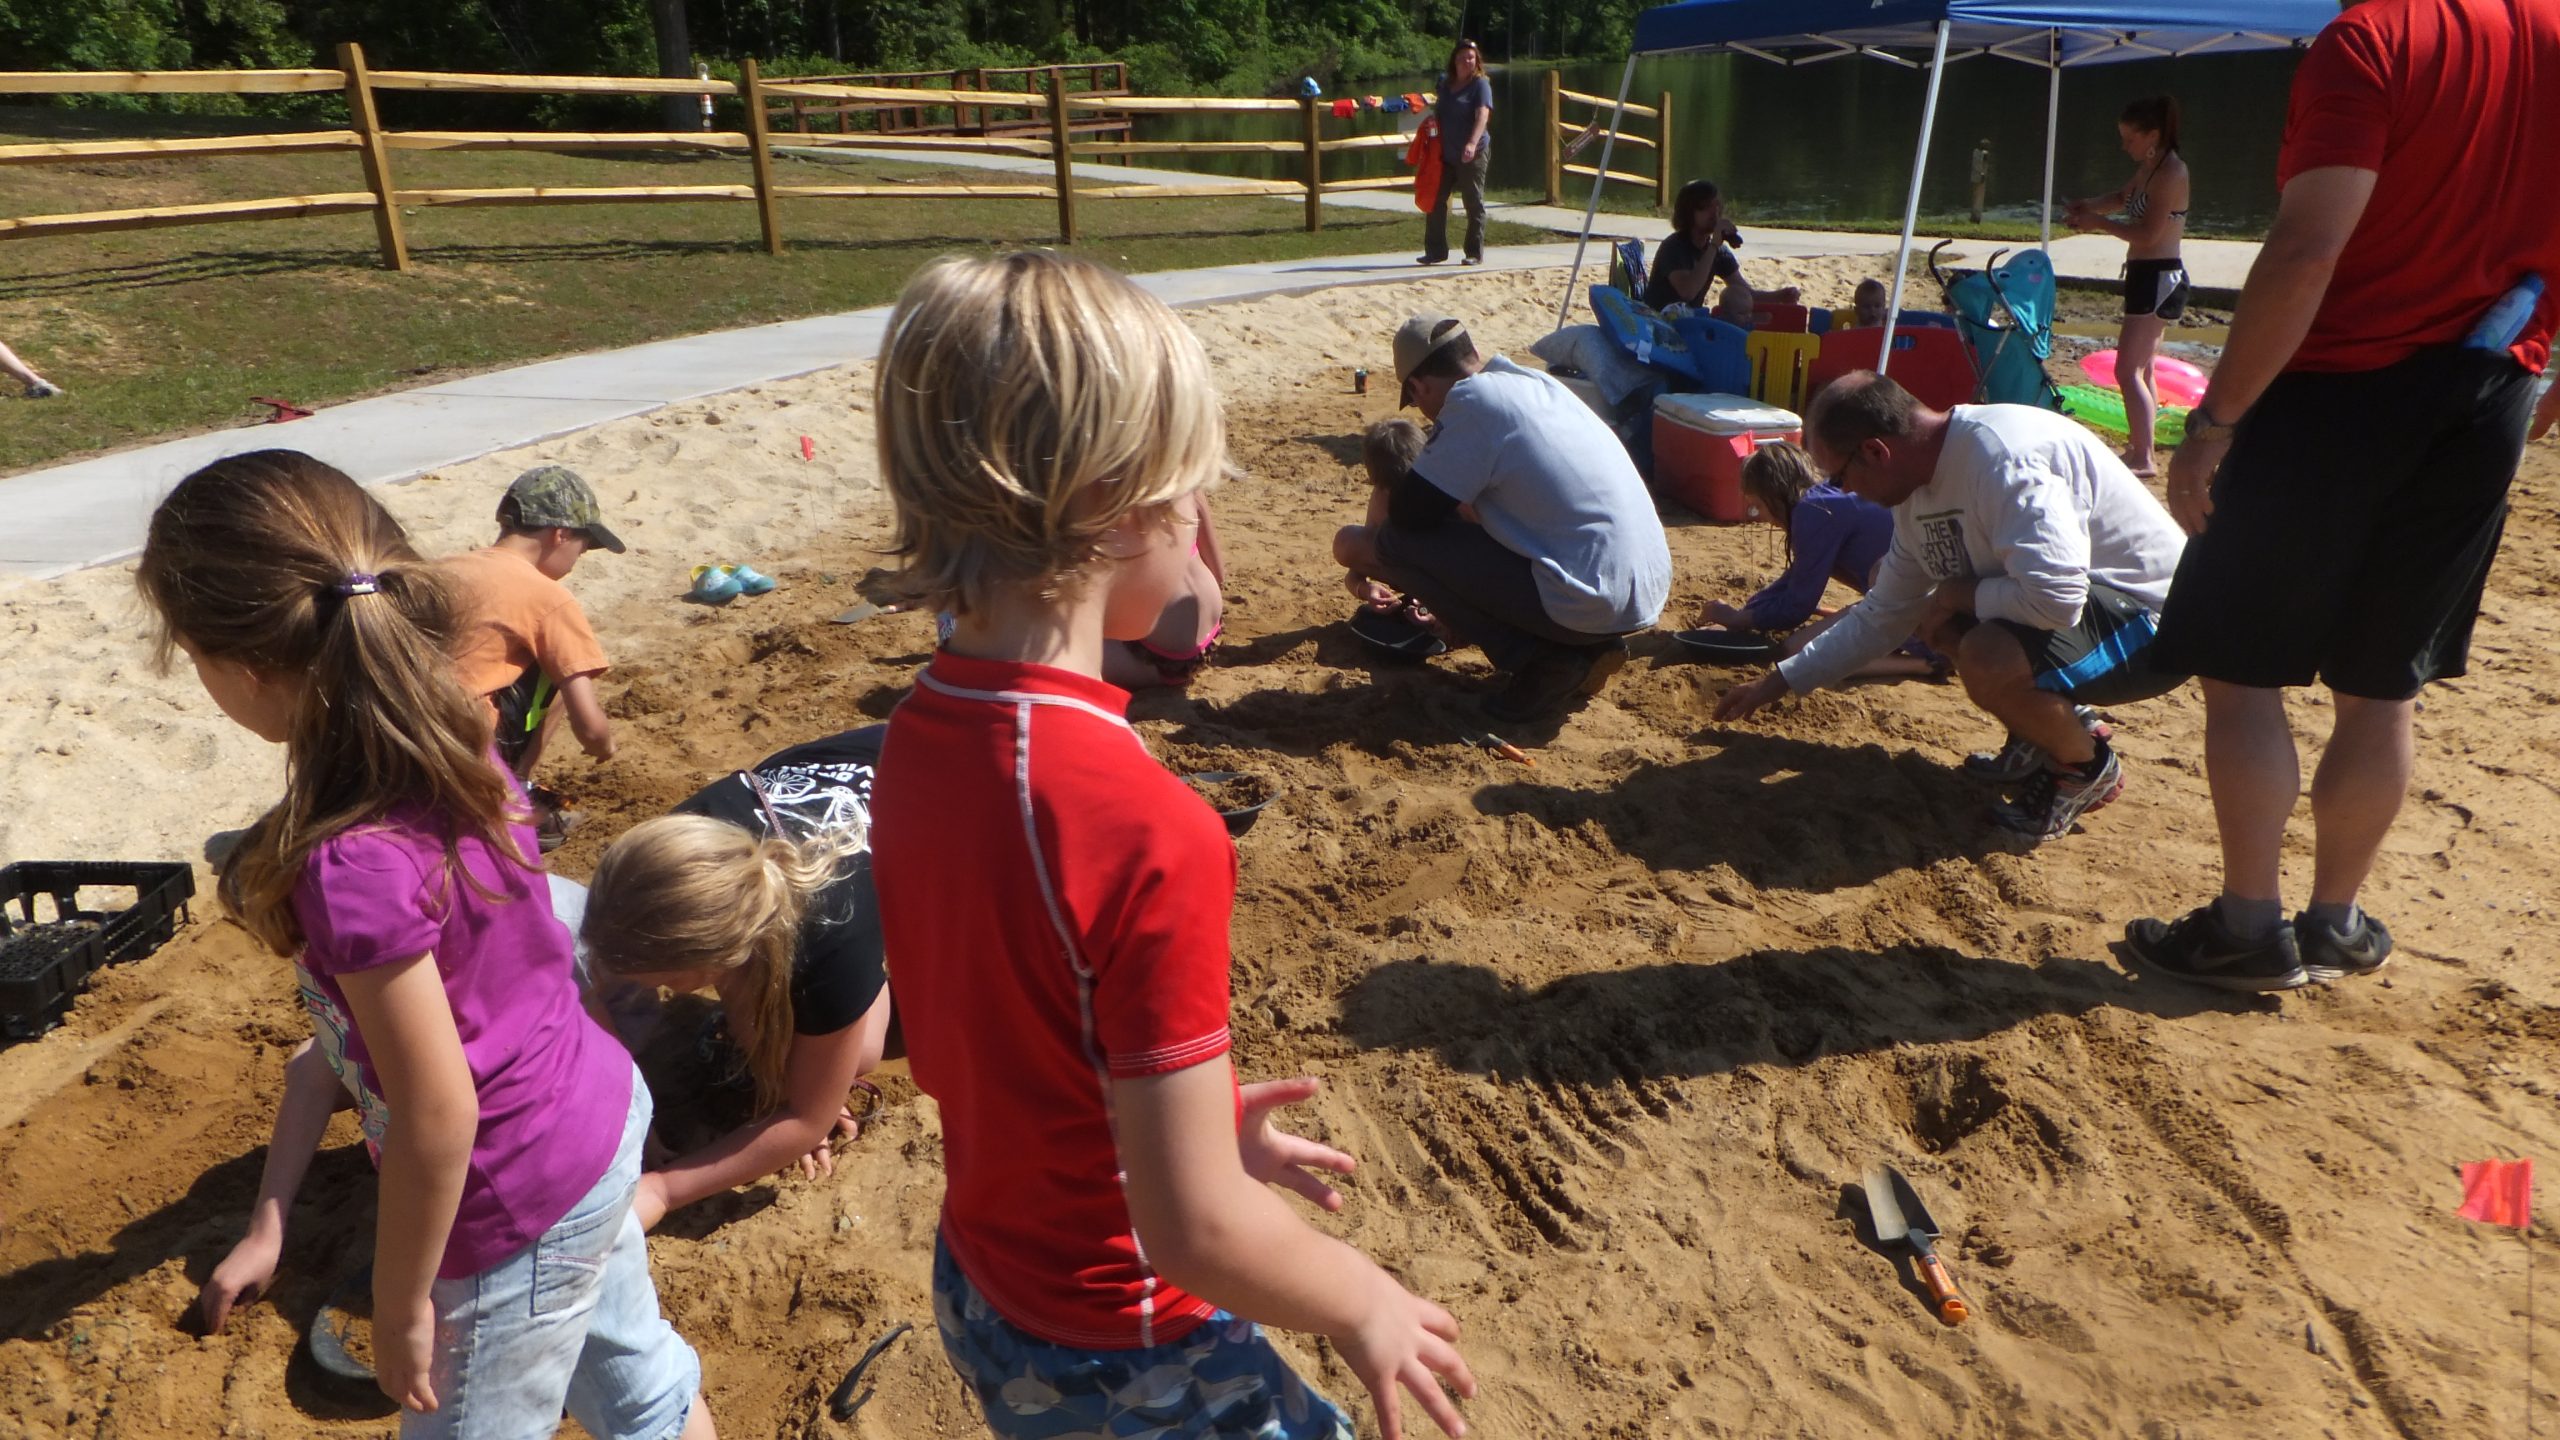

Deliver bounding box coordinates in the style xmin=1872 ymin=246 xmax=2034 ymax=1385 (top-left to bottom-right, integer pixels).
xmin=1651 ymin=393 xmax=1802 ymax=522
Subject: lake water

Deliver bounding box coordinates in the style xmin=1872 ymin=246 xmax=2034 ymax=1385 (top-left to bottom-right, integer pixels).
xmin=1134 ymin=51 xmax=2304 ymax=234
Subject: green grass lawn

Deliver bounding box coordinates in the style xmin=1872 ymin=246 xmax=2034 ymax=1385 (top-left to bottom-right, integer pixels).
xmin=0 ymin=107 xmax=1547 ymax=475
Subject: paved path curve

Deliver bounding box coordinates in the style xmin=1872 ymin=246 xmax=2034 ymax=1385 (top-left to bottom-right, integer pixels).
xmin=0 ymin=172 xmax=2261 ymax=580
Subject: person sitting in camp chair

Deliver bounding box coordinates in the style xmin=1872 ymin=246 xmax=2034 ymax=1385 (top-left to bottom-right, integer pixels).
xmin=1642 ymin=179 xmax=1801 ymax=315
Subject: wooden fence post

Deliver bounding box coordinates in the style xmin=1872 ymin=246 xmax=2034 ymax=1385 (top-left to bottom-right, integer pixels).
xmin=337 ymin=42 xmax=410 ymax=273
xmin=1301 ymin=95 xmax=1323 ymax=233
xmin=1048 ymin=67 xmax=1078 ymax=244
xmin=740 ymin=58 xmax=784 ymax=254
xmin=1543 ymin=70 xmax=1562 ymax=206
xmin=1657 ymin=89 xmax=1673 ymax=212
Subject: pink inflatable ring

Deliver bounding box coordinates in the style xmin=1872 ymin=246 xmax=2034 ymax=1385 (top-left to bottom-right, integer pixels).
xmin=2079 ymin=348 xmax=2208 ymax=407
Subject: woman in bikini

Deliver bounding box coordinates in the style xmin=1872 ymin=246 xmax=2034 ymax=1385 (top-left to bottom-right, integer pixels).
xmin=2067 ymin=95 xmax=2190 ymax=477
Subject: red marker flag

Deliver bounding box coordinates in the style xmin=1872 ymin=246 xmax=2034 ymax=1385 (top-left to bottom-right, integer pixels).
xmin=800 ymin=435 xmax=816 ymax=461
xmin=2459 ymin=1158 xmax=2535 ymax=1229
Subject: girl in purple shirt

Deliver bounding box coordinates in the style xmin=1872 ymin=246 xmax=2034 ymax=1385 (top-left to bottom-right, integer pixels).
xmin=141 ymin=450 xmax=714 ymax=1440
xmin=1698 ymin=442 xmax=1945 ymax=679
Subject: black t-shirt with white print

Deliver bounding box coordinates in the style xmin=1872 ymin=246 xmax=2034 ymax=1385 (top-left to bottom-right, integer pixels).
xmin=672 ymin=726 xmax=886 ymax=1034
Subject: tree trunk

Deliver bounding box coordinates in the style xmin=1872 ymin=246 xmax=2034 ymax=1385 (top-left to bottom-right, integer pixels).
xmin=652 ymin=0 xmax=695 ymax=132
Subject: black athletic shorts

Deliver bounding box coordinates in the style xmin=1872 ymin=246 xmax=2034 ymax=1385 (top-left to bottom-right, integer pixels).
xmin=2123 ymin=258 xmax=2190 ymax=321
xmin=1992 ymin=581 xmax=2188 ymax=708
xmin=489 ymin=668 xmax=554 ymax=772
xmin=2151 ymin=344 xmax=2533 ymax=700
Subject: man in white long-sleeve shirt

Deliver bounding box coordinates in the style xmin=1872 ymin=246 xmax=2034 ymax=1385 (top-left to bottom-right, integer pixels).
xmin=1716 ymin=371 xmax=2190 ymax=840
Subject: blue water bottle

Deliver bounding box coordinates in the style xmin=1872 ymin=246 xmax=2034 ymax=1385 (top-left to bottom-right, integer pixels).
xmin=2465 ymin=273 xmax=2544 ymax=352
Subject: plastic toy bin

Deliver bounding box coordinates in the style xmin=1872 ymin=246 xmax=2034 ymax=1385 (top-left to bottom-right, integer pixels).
xmin=1652 ymin=393 xmax=1803 ymax=522
xmin=0 ymin=860 xmax=195 ymax=1040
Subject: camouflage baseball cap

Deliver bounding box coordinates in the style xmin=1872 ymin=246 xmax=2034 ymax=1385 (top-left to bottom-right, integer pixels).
xmin=501 ymin=465 xmax=625 ymax=553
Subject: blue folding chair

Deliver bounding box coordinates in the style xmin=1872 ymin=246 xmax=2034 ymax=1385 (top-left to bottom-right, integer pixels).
xmin=1588 ymin=285 xmax=1750 ymax=394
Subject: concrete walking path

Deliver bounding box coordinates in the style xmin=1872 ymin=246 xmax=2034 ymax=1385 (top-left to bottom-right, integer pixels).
xmin=1 ymin=240 xmax=1594 ymax=579
xmin=780 ymin=144 xmax=2264 ymax=290
xmin=2 ymin=149 xmax=2262 ymax=579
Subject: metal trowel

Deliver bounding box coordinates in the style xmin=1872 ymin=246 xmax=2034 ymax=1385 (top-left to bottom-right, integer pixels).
xmin=1863 ymin=1162 xmax=1970 ymax=1326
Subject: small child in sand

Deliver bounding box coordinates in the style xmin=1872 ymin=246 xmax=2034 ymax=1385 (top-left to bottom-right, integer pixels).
xmin=146 ymin=450 xmax=711 ymax=1436
xmin=1698 ymin=441 xmax=1942 ymax=680
xmin=576 ymin=725 xmax=896 ymax=1230
xmin=1342 ymin=417 xmax=1449 ymax=622
xmin=444 ymin=466 xmax=620 ymax=846
xmin=869 ymin=251 xmax=1474 ymax=1440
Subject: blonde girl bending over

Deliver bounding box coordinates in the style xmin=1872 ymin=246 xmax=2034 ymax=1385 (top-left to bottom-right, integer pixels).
xmin=581 ymin=727 xmax=895 ymax=1232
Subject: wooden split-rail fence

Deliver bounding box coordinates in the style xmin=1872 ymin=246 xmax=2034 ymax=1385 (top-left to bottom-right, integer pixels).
xmin=1539 ymin=71 xmax=1675 ymax=211
xmin=0 ymin=48 xmax=1448 ymax=272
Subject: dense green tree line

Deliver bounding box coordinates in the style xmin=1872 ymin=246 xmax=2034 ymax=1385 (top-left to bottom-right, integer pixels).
xmin=0 ymin=0 xmax=1654 ymax=111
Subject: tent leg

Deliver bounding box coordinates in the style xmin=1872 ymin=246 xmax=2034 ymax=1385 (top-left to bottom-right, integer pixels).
xmin=1556 ymin=52 xmax=1640 ymax=330
xmin=2040 ymin=30 xmax=2061 ymax=249
xmin=1878 ymin=21 xmax=1952 ymax=380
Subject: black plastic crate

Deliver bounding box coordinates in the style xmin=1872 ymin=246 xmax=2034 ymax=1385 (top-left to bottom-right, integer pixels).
xmin=0 ymin=860 xmax=195 ymax=1040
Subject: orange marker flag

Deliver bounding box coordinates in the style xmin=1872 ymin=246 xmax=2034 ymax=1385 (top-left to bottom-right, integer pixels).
xmin=2460 ymin=1157 xmax=2535 ymax=1229
xmin=800 ymin=435 xmax=816 ymax=461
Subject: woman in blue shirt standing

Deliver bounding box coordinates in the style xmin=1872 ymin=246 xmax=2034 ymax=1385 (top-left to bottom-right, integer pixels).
xmin=1420 ymin=39 xmax=1493 ymax=266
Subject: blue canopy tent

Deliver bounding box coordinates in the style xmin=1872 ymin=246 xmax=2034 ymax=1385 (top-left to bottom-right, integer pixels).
xmin=1562 ymin=0 xmax=2340 ymax=372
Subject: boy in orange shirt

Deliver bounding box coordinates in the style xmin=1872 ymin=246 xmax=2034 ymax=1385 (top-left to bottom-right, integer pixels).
xmin=446 ymin=466 xmax=620 ymax=844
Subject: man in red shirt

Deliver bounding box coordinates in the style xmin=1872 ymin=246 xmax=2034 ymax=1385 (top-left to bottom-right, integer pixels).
xmin=2128 ymin=0 xmax=2560 ymax=993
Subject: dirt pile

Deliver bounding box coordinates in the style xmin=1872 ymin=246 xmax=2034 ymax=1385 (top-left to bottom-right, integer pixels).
xmin=6 ymin=263 xmax=2560 ymax=1438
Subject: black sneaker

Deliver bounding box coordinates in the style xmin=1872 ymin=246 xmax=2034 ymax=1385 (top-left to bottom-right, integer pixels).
xmin=1486 ymin=640 xmax=1618 ymax=723
xmin=1991 ymin=746 xmax=2124 ymax=841
xmin=2296 ymin=909 xmax=2393 ymax=981
xmin=1963 ymin=707 xmax=2112 ymax=784
xmin=2124 ymin=904 xmax=2310 ymax=993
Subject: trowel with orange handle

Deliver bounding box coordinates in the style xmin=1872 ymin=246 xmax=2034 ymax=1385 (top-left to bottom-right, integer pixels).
xmin=1863 ymin=1162 xmax=1970 ymax=1326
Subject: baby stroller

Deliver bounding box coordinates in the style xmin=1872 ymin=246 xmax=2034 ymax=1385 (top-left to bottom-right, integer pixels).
xmin=1930 ymin=242 xmax=2064 ymax=410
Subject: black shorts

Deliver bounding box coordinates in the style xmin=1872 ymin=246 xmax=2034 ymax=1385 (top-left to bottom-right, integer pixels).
xmin=2151 ymin=345 xmax=2533 ymax=700
xmin=2123 ymin=258 xmax=2190 ymax=321
xmin=1993 ymin=581 xmax=2188 ymax=707
xmin=489 ymin=668 xmax=554 ymax=771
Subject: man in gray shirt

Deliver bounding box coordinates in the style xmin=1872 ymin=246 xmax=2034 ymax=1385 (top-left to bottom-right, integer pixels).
xmin=1334 ymin=313 xmax=1672 ymax=723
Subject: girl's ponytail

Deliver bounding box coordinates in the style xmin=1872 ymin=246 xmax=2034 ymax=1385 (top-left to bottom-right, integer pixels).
xmin=732 ymin=835 xmax=808 ymax=1111
xmin=137 ymin=451 xmax=515 ymax=955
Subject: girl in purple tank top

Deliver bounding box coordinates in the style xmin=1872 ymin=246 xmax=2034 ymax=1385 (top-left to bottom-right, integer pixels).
xmin=140 ymin=450 xmax=715 ymax=1439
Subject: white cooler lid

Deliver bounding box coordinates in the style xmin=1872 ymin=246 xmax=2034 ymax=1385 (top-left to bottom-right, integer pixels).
xmin=1653 ymin=391 xmax=1801 ymax=435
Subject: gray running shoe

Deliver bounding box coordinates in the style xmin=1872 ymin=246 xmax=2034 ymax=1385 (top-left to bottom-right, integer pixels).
xmin=2125 ymin=904 xmax=2310 ymax=993
xmin=1962 ymin=706 xmax=2111 ymax=784
xmin=1992 ymin=747 xmax=2124 ymax=841
xmin=2297 ymin=910 xmax=2393 ymax=981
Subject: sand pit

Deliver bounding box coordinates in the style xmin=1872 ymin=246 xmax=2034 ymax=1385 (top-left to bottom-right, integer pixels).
xmin=7 ymin=259 xmax=2560 ymax=1438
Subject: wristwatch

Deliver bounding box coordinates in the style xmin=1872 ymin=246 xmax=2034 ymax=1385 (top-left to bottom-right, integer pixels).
xmin=2180 ymin=404 xmax=2237 ymax=445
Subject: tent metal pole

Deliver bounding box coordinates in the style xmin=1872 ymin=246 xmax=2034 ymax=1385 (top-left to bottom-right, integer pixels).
xmin=1556 ymin=52 xmax=1641 ymax=330
xmin=2040 ymin=29 xmax=2061 ymax=248
xmin=1878 ymin=19 xmax=1953 ymax=379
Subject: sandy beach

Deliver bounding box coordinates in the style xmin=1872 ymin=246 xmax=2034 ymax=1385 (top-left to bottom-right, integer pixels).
xmin=5 ymin=258 xmax=2559 ymax=1438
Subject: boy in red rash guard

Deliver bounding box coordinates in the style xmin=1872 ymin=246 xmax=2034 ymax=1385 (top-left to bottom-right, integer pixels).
xmin=866 ymin=250 xmax=1476 ymax=1440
